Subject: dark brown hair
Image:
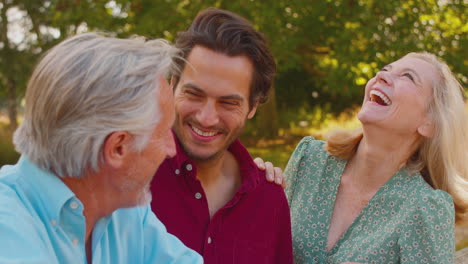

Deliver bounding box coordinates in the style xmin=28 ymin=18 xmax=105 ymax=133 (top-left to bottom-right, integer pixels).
xmin=174 ymin=7 xmax=276 ymax=108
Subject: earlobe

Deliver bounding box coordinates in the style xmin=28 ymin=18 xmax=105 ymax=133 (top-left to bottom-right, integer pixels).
xmin=247 ymin=101 xmax=259 ymax=119
xmin=417 ymin=121 xmax=434 ymax=138
xmin=103 ymin=131 xmax=132 ymax=169
xmin=170 ymin=76 xmax=175 ymax=89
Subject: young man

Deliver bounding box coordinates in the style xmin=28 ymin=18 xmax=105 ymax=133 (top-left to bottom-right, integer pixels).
xmin=0 ymin=33 xmax=202 ymax=263
xmin=150 ymin=8 xmax=293 ymax=264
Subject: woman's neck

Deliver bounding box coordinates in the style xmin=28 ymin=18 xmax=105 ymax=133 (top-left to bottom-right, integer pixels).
xmin=348 ymin=127 xmax=421 ymax=190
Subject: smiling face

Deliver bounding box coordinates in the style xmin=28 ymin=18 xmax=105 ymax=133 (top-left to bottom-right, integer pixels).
xmin=358 ymin=56 xmax=438 ymax=137
xmin=173 ymin=45 xmax=257 ymax=162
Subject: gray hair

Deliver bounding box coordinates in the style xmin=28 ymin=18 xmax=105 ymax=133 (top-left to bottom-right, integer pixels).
xmin=14 ymin=32 xmax=180 ymax=178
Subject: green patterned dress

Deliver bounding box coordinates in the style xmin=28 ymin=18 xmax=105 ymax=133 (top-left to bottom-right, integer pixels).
xmin=285 ymin=137 xmax=455 ymax=264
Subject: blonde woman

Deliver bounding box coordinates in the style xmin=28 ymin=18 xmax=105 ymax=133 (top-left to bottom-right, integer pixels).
xmin=284 ymin=52 xmax=467 ymax=264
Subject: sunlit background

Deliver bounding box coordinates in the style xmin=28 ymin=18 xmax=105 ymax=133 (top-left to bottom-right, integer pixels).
xmin=0 ymin=0 xmax=466 ymax=252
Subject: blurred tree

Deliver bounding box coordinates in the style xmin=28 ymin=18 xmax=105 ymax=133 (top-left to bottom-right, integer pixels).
xmin=0 ymin=0 xmax=466 ymax=136
xmin=0 ymin=0 xmax=123 ymax=131
xmin=278 ymin=0 xmax=467 ymax=117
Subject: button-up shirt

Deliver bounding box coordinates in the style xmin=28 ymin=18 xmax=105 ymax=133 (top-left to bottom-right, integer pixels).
xmin=0 ymin=156 xmax=202 ymax=264
xmin=150 ymin=137 xmax=293 ymax=264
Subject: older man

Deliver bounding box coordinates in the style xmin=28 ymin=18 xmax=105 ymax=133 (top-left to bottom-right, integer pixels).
xmin=0 ymin=33 xmax=202 ymax=263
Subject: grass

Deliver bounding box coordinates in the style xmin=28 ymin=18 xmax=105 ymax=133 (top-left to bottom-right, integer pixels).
xmin=457 ymin=240 xmax=468 ymax=251
xmin=246 ymin=142 xmax=296 ymax=169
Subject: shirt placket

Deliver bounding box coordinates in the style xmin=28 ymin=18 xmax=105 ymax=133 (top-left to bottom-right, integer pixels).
xmin=206 ymin=192 xmax=243 ymax=263
xmin=180 ymin=162 xmax=213 ymax=256
xmin=61 ymin=198 xmax=87 ymax=262
xmin=180 ymin=160 xmax=244 ymax=263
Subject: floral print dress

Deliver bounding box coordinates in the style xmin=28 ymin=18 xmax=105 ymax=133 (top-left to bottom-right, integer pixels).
xmin=285 ymin=137 xmax=455 ymax=264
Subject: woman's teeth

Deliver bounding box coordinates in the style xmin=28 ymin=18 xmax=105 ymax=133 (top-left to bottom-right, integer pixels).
xmin=191 ymin=125 xmax=217 ymax=137
xmin=370 ymin=90 xmax=392 ymax=106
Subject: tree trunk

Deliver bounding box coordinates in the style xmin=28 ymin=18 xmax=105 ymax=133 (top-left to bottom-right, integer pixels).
xmin=6 ymin=77 xmax=18 ymax=131
xmin=255 ymin=85 xmax=279 ymax=138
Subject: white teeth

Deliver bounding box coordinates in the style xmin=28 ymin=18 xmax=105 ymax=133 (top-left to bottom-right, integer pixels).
xmin=370 ymin=90 xmax=392 ymax=106
xmin=191 ymin=125 xmax=217 ymax=137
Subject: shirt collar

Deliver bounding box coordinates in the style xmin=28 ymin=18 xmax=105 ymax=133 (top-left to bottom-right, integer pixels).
xmin=171 ymin=131 xmax=192 ymax=170
xmin=227 ymin=139 xmax=261 ymax=193
xmin=169 ymin=131 xmax=261 ymax=193
xmin=18 ymin=156 xmax=75 ymax=223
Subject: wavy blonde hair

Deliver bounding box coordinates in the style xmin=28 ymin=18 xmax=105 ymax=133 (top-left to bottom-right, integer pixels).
xmin=326 ymin=52 xmax=468 ymax=223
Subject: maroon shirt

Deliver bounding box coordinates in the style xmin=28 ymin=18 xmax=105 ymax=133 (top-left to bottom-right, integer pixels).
xmin=150 ymin=137 xmax=293 ymax=264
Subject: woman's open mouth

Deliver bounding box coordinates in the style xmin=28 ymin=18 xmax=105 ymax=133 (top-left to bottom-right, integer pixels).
xmin=370 ymin=89 xmax=392 ymax=106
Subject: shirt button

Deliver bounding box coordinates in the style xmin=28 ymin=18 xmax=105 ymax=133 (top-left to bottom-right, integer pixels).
xmin=207 ymin=237 xmax=212 ymax=244
xmin=70 ymin=201 xmax=79 ymax=210
xmin=72 ymin=238 xmax=79 ymax=245
xmin=186 ymin=164 xmax=193 ymax=171
xmin=175 ymin=169 xmax=180 ymax=175
xmin=195 ymin=192 xmax=202 ymax=199
xmin=50 ymin=220 xmax=56 ymax=226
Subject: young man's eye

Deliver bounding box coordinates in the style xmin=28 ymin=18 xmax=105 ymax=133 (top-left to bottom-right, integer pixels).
xmin=186 ymin=91 xmax=201 ymax=97
xmin=221 ymin=101 xmax=238 ymax=106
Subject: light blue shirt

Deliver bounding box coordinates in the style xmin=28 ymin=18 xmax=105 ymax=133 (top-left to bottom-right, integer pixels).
xmin=0 ymin=156 xmax=203 ymax=264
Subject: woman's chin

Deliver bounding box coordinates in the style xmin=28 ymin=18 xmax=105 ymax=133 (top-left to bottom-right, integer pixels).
xmin=357 ymin=110 xmax=373 ymax=124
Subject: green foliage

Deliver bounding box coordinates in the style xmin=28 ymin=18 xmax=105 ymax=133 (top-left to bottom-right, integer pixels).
xmin=0 ymin=0 xmax=466 ymax=132
xmin=457 ymin=239 xmax=468 ymax=251
xmin=0 ymin=123 xmax=19 ymax=166
xmin=279 ymin=0 xmax=466 ymax=112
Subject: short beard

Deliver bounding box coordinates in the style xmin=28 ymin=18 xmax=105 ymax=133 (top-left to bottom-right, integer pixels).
xmin=184 ymin=141 xmax=229 ymax=162
xmin=120 ymin=167 xmax=153 ymax=208
xmin=136 ymin=186 xmax=152 ymax=206
xmin=172 ymin=114 xmax=247 ymax=162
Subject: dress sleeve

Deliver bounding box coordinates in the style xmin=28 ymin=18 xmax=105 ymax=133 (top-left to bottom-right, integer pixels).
xmin=399 ymin=190 xmax=455 ymax=264
xmin=284 ymin=136 xmax=314 ymax=203
xmin=141 ymin=206 xmax=203 ymax=263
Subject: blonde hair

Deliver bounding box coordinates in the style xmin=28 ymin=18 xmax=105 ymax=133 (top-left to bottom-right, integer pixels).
xmin=326 ymin=52 xmax=468 ymax=223
xmin=14 ymin=33 xmax=180 ymax=178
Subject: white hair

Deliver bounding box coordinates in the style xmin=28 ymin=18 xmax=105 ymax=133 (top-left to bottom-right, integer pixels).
xmin=14 ymin=32 xmax=180 ymax=178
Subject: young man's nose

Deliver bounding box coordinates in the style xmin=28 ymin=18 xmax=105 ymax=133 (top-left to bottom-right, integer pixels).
xmin=195 ymin=101 xmax=219 ymax=127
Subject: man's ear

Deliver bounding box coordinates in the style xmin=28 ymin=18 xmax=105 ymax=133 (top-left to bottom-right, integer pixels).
xmin=103 ymin=131 xmax=133 ymax=169
xmin=247 ymin=101 xmax=259 ymax=119
xmin=417 ymin=119 xmax=434 ymax=138
xmin=169 ymin=76 xmax=175 ymax=89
